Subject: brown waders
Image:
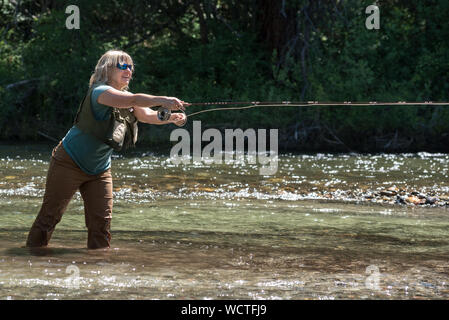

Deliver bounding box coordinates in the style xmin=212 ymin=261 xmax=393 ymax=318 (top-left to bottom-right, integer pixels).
xmin=26 ymin=141 xmax=113 ymax=249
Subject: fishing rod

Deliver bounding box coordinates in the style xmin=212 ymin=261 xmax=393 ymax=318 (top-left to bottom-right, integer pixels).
xmin=157 ymin=101 xmax=449 ymax=127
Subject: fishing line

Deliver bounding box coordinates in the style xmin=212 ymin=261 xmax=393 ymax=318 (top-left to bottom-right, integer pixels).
xmin=158 ymin=101 xmax=449 ymax=127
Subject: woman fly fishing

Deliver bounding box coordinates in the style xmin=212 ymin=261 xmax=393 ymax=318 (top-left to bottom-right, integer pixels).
xmin=26 ymin=49 xmax=188 ymax=249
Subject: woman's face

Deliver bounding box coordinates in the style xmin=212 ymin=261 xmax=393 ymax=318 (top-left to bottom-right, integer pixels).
xmin=109 ymin=62 xmax=133 ymax=90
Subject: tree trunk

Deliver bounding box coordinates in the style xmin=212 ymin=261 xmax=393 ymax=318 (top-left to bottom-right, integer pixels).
xmin=193 ymin=0 xmax=209 ymax=44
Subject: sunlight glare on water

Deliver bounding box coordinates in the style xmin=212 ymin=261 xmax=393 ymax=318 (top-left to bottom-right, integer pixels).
xmin=0 ymin=144 xmax=449 ymax=299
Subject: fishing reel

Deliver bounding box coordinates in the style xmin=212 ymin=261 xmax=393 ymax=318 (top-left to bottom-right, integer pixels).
xmin=157 ymin=107 xmax=171 ymax=121
xmin=157 ymin=106 xmax=187 ymax=127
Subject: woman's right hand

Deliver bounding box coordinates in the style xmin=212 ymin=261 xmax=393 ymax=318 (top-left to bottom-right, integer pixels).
xmin=163 ymin=97 xmax=190 ymax=111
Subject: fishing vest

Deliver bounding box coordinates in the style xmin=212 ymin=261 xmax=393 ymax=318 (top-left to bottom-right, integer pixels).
xmin=73 ymin=86 xmax=138 ymax=151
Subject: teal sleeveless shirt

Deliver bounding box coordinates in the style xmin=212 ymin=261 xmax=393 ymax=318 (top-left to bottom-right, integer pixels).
xmin=62 ymin=85 xmax=114 ymax=175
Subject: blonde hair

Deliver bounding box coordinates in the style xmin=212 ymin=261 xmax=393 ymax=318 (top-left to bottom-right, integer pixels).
xmin=89 ymin=50 xmax=134 ymax=90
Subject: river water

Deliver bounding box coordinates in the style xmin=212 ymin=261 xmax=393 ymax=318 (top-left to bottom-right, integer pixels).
xmin=0 ymin=143 xmax=448 ymax=300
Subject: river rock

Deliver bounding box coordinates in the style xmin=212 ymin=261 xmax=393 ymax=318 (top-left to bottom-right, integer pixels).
xmin=380 ymin=190 xmax=397 ymax=197
xmin=387 ymin=186 xmax=400 ymax=193
xmin=406 ymin=195 xmax=425 ymax=205
xmin=395 ymin=195 xmax=406 ymax=204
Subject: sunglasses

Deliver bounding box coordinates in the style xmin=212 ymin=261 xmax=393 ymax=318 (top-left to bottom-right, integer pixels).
xmin=116 ymin=62 xmax=133 ymax=71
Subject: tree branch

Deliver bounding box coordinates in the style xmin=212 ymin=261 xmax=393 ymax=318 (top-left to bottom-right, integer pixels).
xmin=5 ymin=78 xmax=43 ymax=90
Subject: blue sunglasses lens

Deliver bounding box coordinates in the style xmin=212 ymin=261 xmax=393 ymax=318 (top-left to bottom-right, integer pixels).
xmin=116 ymin=63 xmax=133 ymax=71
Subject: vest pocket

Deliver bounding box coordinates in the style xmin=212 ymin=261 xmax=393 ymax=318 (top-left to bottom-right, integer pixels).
xmin=105 ymin=119 xmax=127 ymax=151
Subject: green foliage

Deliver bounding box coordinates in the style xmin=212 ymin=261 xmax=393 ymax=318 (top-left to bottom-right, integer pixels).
xmin=1 ymin=0 xmax=449 ymax=152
